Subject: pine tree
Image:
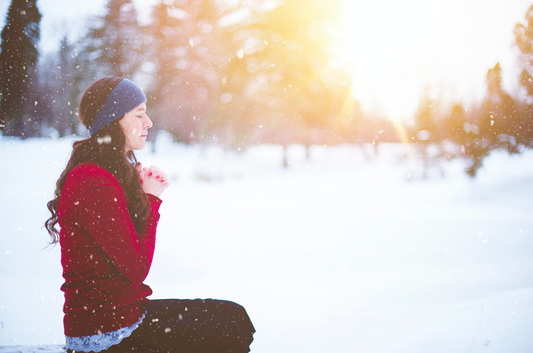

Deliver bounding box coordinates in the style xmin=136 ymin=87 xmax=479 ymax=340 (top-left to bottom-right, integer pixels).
xmin=214 ymin=0 xmax=350 ymax=155
xmin=57 ymin=35 xmax=80 ymax=135
xmin=514 ymin=5 xmax=533 ymax=99
xmin=479 ymin=63 xmax=518 ymax=152
xmin=459 ymin=63 xmax=517 ymax=178
xmin=513 ymin=6 xmax=533 ymax=147
xmin=148 ymin=0 xmax=228 ymax=144
xmin=81 ymin=0 xmax=145 ymax=79
xmin=444 ymin=104 xmax=467 ymax=145
xmin=411 ymin=89 xmax=440 ymax=179
xmin=412 ymin=87 xmax=443 ymax=143
xmin=0 ymin=0 xmax=41 ymax=137
xmin=39 ymin=34 xmax=80 ymax=137
xmin=147 ymin=0 xmax=188 ymax=142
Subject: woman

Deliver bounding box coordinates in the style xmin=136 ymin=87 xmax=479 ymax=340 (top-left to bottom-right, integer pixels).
xmin=45 ymin=77 xmax=255 ymax=353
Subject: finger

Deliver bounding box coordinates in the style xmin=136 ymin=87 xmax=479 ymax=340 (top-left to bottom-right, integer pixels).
xmin=139 ymin=169 xmax=146 ymax=184
xmin=147 ymin=165 xmax=159 ymax=178
xmin=155 ymin=171 xmax=165 ymax=180
xmin=139 ymin=169 xmax=146 ymax=178
xmin=146 ymin=166 xmax=154 ymax=178
xmin=136 ymin=162 xmax=142 ymax=174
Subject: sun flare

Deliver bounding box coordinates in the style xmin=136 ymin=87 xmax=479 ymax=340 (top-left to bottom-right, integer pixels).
xmin=339 ymin=0 xmax=437 ymax=122
xmin=338 ymin=0 xmax=515 ymax=123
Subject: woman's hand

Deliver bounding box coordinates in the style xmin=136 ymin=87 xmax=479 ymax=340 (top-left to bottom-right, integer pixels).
xmin=136 ymin=163 xmax=170 ymax=198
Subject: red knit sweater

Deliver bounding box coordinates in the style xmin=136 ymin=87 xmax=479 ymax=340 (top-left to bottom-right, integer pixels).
xmin=58 ymin=161 xmax=161 ymax=337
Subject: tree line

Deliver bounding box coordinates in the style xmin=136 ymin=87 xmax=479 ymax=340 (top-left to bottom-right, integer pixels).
xmin=1 ymin=0 xmax=533 ymax=176
xmin=410 ymin=59 xmax=533 ymax=177
xmin=0 ymin=0 xmax=354 ymax=145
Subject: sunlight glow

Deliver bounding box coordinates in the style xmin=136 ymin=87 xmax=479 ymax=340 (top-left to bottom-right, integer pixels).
xmin=392 ymin=119 xmax=412 ymax=155
xmin=342 ymin=0 xmax=428 ymax=121
xmin=339 ymin=0 xmax=530 ymax=122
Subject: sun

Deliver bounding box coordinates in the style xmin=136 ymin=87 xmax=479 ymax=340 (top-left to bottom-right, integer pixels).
xmin=338 ymin=0 xmax=468 ymax=124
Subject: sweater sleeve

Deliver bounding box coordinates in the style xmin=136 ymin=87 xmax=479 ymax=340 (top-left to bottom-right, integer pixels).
xmin=82 ymin=172 xmax=162 ymax=284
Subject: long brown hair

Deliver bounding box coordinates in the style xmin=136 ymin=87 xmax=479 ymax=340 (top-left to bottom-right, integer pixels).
xmin=45 ymin=77 xmax=150 ymax=244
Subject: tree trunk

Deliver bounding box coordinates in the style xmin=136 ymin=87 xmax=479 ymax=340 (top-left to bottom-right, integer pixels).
xmin=282 ymin=144 xmax=289 ymax=168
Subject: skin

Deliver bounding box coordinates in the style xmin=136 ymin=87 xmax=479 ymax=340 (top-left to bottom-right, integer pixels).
xmin=119 ymin=102 xmax=170 ymax=198
xmin=119 ymin=103 xmax=151 ymax=152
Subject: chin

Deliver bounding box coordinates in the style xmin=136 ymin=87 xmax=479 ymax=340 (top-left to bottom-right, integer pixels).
xmin=128 ymin=142 xmax=145 ymax=151
xmin=137 ymin=141 xmax=146 ymax=150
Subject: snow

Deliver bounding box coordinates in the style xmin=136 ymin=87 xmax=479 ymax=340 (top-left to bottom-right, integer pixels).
xmin=1 ymin=136 xmax=532 ymax=352
xmin=0 ymin=345 xmax=64 ymax=352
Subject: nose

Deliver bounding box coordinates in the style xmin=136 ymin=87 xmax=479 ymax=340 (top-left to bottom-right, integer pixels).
xmin=144 ymin=114 xmax=153 ymax=129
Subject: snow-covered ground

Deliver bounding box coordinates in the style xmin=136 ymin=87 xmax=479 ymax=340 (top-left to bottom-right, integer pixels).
xmin=0 ymin=135 xmax=532 ymax=353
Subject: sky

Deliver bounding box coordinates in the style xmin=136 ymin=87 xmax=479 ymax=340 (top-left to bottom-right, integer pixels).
xmin=342 ymin=0 xmax=533 ymax=120
xmin=0 ymin=0 xmax=532 ymax=120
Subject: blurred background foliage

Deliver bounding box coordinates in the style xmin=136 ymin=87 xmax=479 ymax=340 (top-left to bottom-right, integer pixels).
xmin=1 ymin=0 xmax=533 ymax=176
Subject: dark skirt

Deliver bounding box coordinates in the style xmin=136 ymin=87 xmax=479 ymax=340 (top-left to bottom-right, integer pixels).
xmin=68 ymin=299 xmax=255 ymax=353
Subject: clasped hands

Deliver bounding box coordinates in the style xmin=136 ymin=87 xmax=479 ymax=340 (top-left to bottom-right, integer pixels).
xmin=136 ymin=163 xmax=169 ymax=198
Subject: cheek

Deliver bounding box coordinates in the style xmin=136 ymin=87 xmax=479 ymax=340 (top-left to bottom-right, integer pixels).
xmin=124 ymin=121 xmax=139 ymax=135
xmin=134 ymin=120 xmax=143 ymax=134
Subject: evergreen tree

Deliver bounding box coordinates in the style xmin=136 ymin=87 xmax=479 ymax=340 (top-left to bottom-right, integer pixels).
xmin=442 ymin=103 xmax=489 ymax=178
xmin=513 ymin=6 xmax=533 ymax=147
xmin=39 ymin=34 xmax=81 ymax=137
xmin=444 ymin=104 xmax=466 ymax=145
xmin=514 ymin=5 xmax=533 ymax=99
xmin=457 ymin=63 xmax=517 ymax=178
xmin=147 ymin=0 xmax=227 ymax=145
xmin=463 ymin=107 xmax=489 ymax=178
xmin=212 ymin=0 xmax=349 ymax=155
xmin=412 ymin=88 xmax=440 ymax=143
xmin=80 ymin=0 xmax=145 ymax=79
xmin=411 ymin=89 xmax=440 ymax=179
xmin=148 ymin=0 xmax=184 ymax=134
xmin=478 ymin=63 xmax=518 ymax=152
xmin=516 ymin=103 xmax=533 ymax=147
xmin=38 ymin=52 xmax=60 ymax=136
xmin=0 ymin=0 xmax=41 ymax=137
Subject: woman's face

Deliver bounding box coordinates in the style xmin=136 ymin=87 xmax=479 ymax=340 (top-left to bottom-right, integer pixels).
xmin=119 ymin=103 xmax=152 ymax=152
